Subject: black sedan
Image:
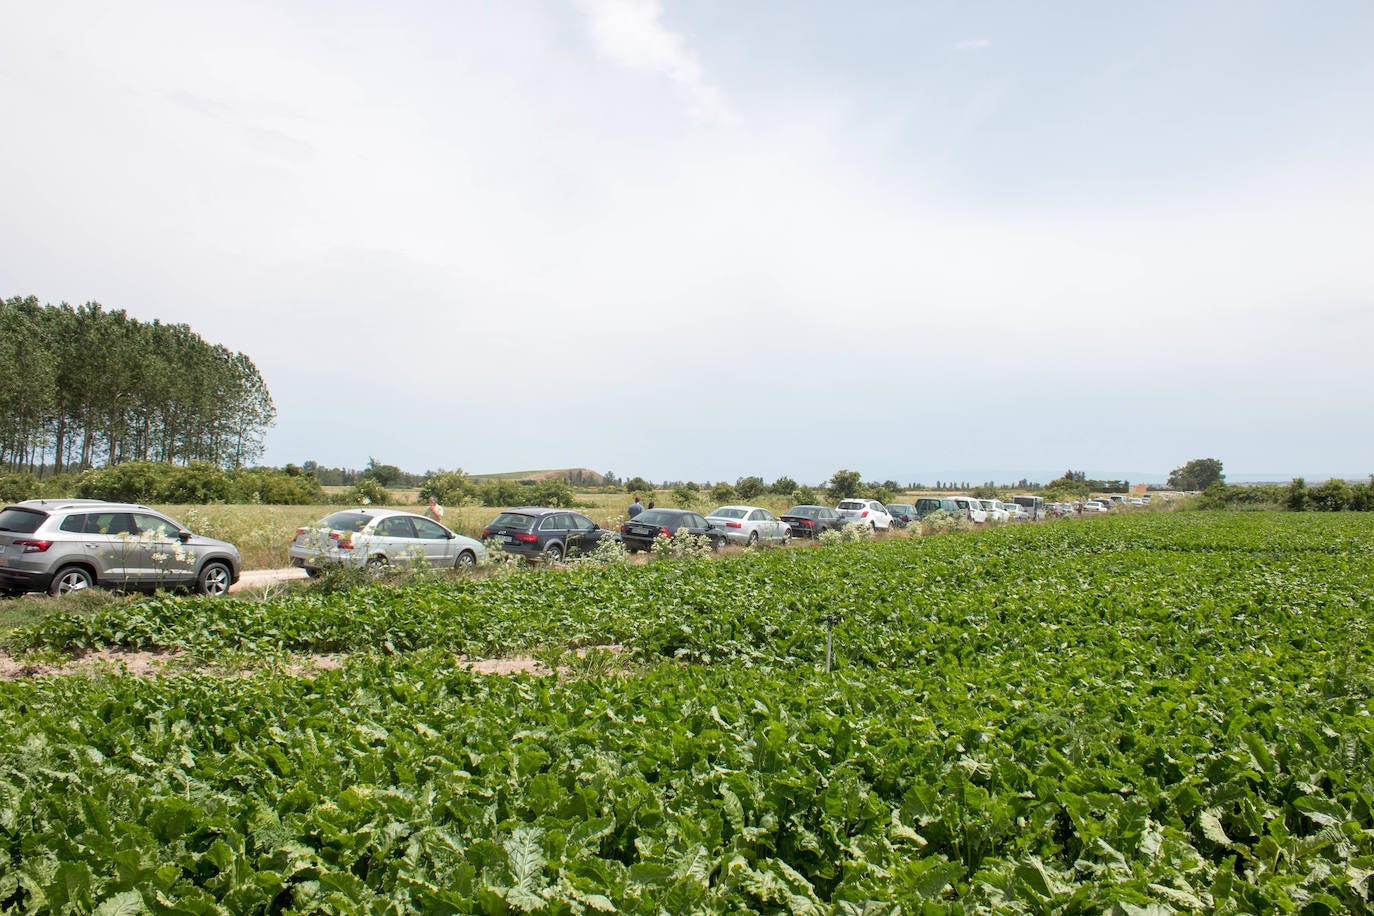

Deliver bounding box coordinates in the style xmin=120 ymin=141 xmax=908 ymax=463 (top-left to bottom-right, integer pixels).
xmin=780 ymin=505 xmax=846 ymax=538
xmin=618 ymin=509 xmax=726 ymax=553
xmin=482 ymin=508 xmax=619 ymax=561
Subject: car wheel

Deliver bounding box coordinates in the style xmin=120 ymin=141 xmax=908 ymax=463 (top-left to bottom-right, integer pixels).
xmin=781 ymin=530 xmax=792 ymax=546
xmin=196 ymin=561 xmax=232 ymax=597
xmin=544 ymin=542 xmax=564 ymax=563
xmin=747 ymin=531 xmax=759 ymax=547
xmin=455 ymin=550 xmax=476 ymax=569
xmin=49 ymin=565 xmax=95 ymax=597
xmin=366 ymin=555 xmax=388 ymax=572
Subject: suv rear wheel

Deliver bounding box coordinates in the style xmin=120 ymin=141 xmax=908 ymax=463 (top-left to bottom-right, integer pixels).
xmin=49 ymin=565 xmax=95 ymax=597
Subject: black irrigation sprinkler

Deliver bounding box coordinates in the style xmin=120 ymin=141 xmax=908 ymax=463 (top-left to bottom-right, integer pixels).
xmin=820 ymin=613 xmax=842 ymax=672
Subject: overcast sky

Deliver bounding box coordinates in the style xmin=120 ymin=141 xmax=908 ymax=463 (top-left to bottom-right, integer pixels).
xmin=3 ymin=1 xmax=1372 ymax=484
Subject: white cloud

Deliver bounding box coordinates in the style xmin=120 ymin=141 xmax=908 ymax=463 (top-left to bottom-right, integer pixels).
xmin=572 ymin=0 xmax=737 ymax=125
xmin=954 ymin=38 xmax=991 ymax=51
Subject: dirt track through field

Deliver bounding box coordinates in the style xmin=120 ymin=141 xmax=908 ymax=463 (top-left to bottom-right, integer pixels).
xmin=230 ymin=567 xmax=309 ymax=592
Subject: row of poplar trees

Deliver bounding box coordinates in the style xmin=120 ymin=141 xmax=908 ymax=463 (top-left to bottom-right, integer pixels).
xmin=1 ymin=296 xmax=276 ymax=473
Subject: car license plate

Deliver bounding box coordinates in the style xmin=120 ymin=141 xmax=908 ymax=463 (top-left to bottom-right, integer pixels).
xmin=498 ymin=535 xmax=514 ymax=543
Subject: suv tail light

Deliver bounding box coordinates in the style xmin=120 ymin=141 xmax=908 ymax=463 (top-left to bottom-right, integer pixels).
xmin=513 ymin=533 xmax=538 ymax=544
xmin=660 ymin=527 xmax=673 ymax=537
xmin=861 ymin=510 xmax=869 ymax=517
xmin=14 ymin=539 xmax=51 ymax=553
xmin=797 ymin=519 xmax=814 ymax=527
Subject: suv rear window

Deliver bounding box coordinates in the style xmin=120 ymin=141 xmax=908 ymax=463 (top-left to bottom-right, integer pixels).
xmin=837 ymin=501 xmax=864 ymax=510
xmin=0 ymin=507 xmax=46 ymax=534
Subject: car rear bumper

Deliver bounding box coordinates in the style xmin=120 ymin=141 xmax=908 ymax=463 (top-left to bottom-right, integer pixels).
xmin=0 ymin=567 xmax=53 ymax=592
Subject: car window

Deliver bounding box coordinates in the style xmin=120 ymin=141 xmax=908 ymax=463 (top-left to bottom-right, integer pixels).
xmin=538 ymin=514 xmax=565 ymax=531
xmin=688 ymin=514 xmax=707 ymax=528
xmin=322 ymin=512 xmax=374 ymax=533
xmin=377 ymin=516 xmax=416 ymax=538
xmin=636 ymin=510 xmax=674 ymax=526
xmin=132 ymin=513 xmax=180 ymax=539
xmin=569 ymin=514 xmax=596 ymax=531
xmin=711 ymin=507 xmax=747 ymax=519
xmin=412 ymin=518 xmax=448 ymax=539
xmin=89 ymin=512 xmax=138 ymax=536
xmin=0 ymin=507 xmax=48 ymax=534
xmin=488 ymin=512 xmax=534 ymax=530
xmin=59 ymin=513 xmax=89 ymax=534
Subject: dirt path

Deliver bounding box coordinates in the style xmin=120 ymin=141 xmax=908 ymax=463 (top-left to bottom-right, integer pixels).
xmin=0 ymin=646 xmax=624 ymax=680
xmin=230 ymin=567 xmax=308 ymax=592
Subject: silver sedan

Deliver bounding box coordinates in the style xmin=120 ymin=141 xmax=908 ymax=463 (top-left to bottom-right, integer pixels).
xmin=289 ymin=508 xmax=485 ymax=574
xmin=705 ymin=505 xmax=792 ymax=547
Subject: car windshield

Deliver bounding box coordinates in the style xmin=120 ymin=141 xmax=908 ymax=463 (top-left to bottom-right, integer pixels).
xmin=710 ymin=508 xmax=747 ymax=519
xmin=0 ymin=507 xmax=46 ymax=534
xmin=488 ymin=512 xmax=535 ymax=529
xmin=319 ymin=511 xmax=374 ymax=533
xmin=785 ymin=506 xmax=818 ymax=518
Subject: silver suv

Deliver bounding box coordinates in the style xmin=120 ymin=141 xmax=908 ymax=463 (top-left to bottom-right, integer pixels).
xmin=0 ymin=499 xmax=242 ymax=597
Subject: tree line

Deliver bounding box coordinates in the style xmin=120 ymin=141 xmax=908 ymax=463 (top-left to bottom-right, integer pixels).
xmin=0 ymin=297 xmax=275 ymax=472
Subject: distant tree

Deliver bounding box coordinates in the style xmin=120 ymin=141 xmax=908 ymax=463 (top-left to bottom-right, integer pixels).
xmin=862 ymin=481 xmax=894 ymax=503
xmin=828 ymin=469 xmax=862 ymax=499
xmin=970 ymin=484 xmax=1001 ymax=499
xmin=603 ymin=470 xmax=620 ymax=488
xmin=735 ymin=476 xmax=766 ymax=500
xmin=1286 ymin=477 xmax=1308 ymax=512
xmin=1167 ymin=458 xmax=1225 ymax=491
xmin=769 ymin=475 xmax=797 ymax=496
xmin=709 ymin=482 xmax=735 ymax=503
xmin=363 ymin=457 xmax=403 ymax=487
xmin=1041 ymin=473 xmax=1091 ymax=498
xmin=795 ymin=485 xmax=819 ymax=505
xmin=671 ymin=483 xmax=700 ymax=508
xmin=882 ymin=480 xmax=901 ymax=493
xmin=624 ymin=476 xmax=653 ymax=493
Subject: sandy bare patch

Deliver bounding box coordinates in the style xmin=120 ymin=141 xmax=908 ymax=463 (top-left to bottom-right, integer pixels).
xmin=0 ymin=645 xmax=625 ymax=680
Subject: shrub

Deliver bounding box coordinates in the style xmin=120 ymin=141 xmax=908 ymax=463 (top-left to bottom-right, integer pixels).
xmin=735 ymin=476 xmax=766 ymax=500
xmin=352 ymin=478 xmax=391 ymax=505
xmin=921 ymin=510 xmax=972 ymax=536
xmin=0 ymin=472 xmax=38 ymax=503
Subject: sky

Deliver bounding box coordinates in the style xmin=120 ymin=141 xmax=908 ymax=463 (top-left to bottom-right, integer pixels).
xmin=3 ymin=0 xmax=1372 ymax=485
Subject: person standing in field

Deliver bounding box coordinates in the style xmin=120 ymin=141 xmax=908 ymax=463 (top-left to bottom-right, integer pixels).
xmin=426 ymin=496 xmax=445 ymax=523
xmin=627 ymin=495 xmax=644 ymax=519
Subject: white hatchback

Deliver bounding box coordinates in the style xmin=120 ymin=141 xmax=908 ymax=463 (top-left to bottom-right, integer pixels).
xmin=835 ymin=499 xmax=893 ymax=531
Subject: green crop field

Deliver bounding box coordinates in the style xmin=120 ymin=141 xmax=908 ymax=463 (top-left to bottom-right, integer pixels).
xmin=2 ymin=512 xmax=1372 ymax=912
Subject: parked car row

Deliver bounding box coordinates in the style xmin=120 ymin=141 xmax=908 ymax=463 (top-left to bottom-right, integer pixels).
xmin=2 ymin=487 xmax=1148 ymax=598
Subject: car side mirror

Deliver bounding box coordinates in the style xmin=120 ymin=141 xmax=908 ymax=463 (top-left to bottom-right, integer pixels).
xmin=178 ymin=530 xmax=193 ymax=542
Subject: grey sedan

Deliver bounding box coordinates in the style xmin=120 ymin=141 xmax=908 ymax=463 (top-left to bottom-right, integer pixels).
xmin=289 ymin=508 xmax=485 ymax=574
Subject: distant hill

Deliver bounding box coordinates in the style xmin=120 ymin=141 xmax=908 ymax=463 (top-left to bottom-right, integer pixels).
xmin=469 ymin=468 xmax=606 ymax=486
